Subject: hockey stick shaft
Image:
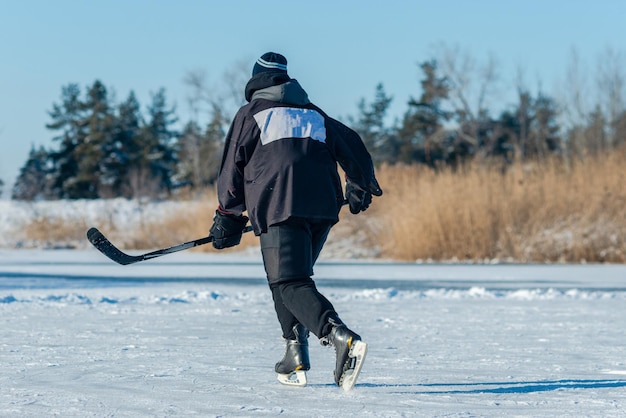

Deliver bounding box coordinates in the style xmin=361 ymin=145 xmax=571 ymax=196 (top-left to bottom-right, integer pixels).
xmin=87 ymin=225 xmax=254 ymax=265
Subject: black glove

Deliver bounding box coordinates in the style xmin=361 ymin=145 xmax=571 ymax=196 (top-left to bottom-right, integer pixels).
xmin=209 ymin=210 xmax=249 ymax=250
xmin=345 ymin=177 xmax=383 ymax=214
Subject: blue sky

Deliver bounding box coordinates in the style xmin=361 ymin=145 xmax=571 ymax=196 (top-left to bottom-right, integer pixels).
xmin=1 ymin=0 xmax=624 ymax=194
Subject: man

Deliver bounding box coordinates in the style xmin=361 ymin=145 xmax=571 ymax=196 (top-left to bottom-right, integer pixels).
xmin=209 ymin=52 xmax=382 ymax=390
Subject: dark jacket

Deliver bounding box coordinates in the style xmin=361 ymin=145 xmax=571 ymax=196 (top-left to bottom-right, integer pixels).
xmin=216 ymin=75 xmax=377 ymax=234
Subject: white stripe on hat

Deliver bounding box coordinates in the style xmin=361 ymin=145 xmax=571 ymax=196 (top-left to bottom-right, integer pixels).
xmin=257 ymin=57 xmax=287 ymax=71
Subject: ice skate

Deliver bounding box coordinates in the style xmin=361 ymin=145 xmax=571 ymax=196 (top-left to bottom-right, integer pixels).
xmin=323 ymin=319 xmax=368 ymax=391
xmin=275 ymin=323 xmax=310 ymax=387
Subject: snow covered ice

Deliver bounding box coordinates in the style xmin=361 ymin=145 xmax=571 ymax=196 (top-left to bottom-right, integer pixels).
xmin=1 ymin=249 xmax=626 ymax=417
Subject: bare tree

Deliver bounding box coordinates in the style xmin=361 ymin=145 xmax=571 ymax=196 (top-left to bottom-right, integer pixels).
xmin=180 ymin=70 xmax=224 ymax=189
xmin=183 ymin=69 xmax=217 ymax=123
xmin=220 ymin=58 xmax=253 ymax=112
xmin=434 ymin=43 xmax=500 ymax=142
xmin=183 ymin=57 xmax=251 ymax=124
xmin=125 ymin=166 xmax=161 ymax=199
xmin=555 ymin=47 xmax=590 ymax=129
xmin=179 ymin=59 xmax=251 ymax=190
xmin=595 ymin=46 xmax=626 ymax=147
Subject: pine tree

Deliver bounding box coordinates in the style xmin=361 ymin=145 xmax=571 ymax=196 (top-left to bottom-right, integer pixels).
xmin=200 ymin=105 xmax=227 ymax=185
xmin=351 ymin=83 xmax=395 ymax=164
xmin=12 ymin=146 xmax=52 ymax=200
xmin=73 ymin=80 xmax=115 ymax=198
xmin=490 ymin=109 xmax=518 ymax=162
xmin=612 ymin=110 xmax=626 ymax=149
xmin=46 ymin=83 xmax=86 ymax=198
xmin=175 ymin=121 xmax=203 ymax=188
xmin=583 ymin=106 xmax=607 ymax=155
xmin=496 ymin=90 xmax=561 ymax=160
xmin=175 ymin=107 xmax=224 ymax=189
xmin=398 ymin=61 xmax=452 ymax=165
xmin=101 ymin=91 xmax=144 ymax=197
xmin=529 ymin=93 xmax=561 ymax=157
xmin=137 ymin=88 xmax=178 ymax=197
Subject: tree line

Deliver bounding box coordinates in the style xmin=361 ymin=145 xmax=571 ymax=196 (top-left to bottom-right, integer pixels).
xmin=10 ymin=47 xmax=626 ymax=200
xmin=12 ymin=80 xmax=226 ymax=200
xmin=353 ymin=46 xmax=626 ymax=169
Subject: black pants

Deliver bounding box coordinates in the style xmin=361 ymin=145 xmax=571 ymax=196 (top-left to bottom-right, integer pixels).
xmin=260 ymin=218 xmax=338 ymax=340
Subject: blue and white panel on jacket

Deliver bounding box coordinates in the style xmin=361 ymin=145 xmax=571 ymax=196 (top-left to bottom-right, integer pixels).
xmin=253 ymin=107 xmax=327 ymax=146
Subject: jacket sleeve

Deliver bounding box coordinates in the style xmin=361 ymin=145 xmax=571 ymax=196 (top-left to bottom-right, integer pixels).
xmin=324 ymin=115 xmax=379 ymax=191
xmin=216 ymin=110 xmax=258 ymax=216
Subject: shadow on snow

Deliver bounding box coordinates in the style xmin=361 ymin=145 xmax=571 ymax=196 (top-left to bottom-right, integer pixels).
xmin=353 ymin=379 xmax=626 ymax=394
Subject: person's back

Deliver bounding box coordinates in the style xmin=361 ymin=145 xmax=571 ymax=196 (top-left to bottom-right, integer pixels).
xmin=225 ymin=83 xmax=344 ymax=231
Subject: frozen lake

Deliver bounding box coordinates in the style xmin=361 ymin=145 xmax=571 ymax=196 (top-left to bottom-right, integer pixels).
xmin=1 ymin=249 xmax=625 ymax=417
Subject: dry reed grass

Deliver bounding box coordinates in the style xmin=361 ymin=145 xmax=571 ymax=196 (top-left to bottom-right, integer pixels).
xmin=21 ymin=217 xmax=90 ymax=248
xmin=373 ymin=146 xmax=625 ymax=262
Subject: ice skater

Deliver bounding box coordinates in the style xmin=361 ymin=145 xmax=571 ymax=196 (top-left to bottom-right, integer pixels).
xmin=208 ymin=52 xmax=382 ymax=390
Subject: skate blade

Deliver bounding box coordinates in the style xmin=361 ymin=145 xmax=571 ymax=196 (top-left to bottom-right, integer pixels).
xmin=277 ymin=370 xmax=307 ymax=387
xmin=340 ymin=340 xmax=367 ymax=391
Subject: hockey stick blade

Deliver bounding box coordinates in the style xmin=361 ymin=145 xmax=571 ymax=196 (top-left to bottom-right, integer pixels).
xmin=87 ymin=226 xmax=254 ymax=265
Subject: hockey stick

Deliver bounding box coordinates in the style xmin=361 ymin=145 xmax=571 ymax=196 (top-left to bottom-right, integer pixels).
xmin=87 ymin=200 xmax=350 ymax=265
xmin=86 ymin=225 xmax=254 ymax=265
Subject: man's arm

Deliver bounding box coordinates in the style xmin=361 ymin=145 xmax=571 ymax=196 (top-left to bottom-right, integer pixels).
xmin=324 ymin=116 xmax=382 ymax=196
xmin=216 ymin=112 xmax=250 ymax=216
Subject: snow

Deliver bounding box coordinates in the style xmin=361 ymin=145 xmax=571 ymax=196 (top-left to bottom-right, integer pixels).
xmin=1 ymin=249 xmax=626 ymax=417
xmin=0 ymin=199 xmax=197 ymax=248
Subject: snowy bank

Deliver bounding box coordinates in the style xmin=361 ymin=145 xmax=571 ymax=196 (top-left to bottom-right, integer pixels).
xmin=0 ymin=199 xmax=194 ymax=249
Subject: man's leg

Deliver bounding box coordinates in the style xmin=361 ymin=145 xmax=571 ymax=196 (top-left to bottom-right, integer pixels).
xmin=276 ymin=277 xmax=337 ymax=338
xmin=261 ymin=220 xmax=313 ymax=338
xmin=268 ymin=282 xmax=299 ymax=339
xmin=260 ymin=219 xmax=338 ymax=338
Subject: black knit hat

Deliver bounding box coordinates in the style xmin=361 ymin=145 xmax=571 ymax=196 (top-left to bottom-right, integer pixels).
xmin=252 ymin=52 xmax=288 ymax=76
